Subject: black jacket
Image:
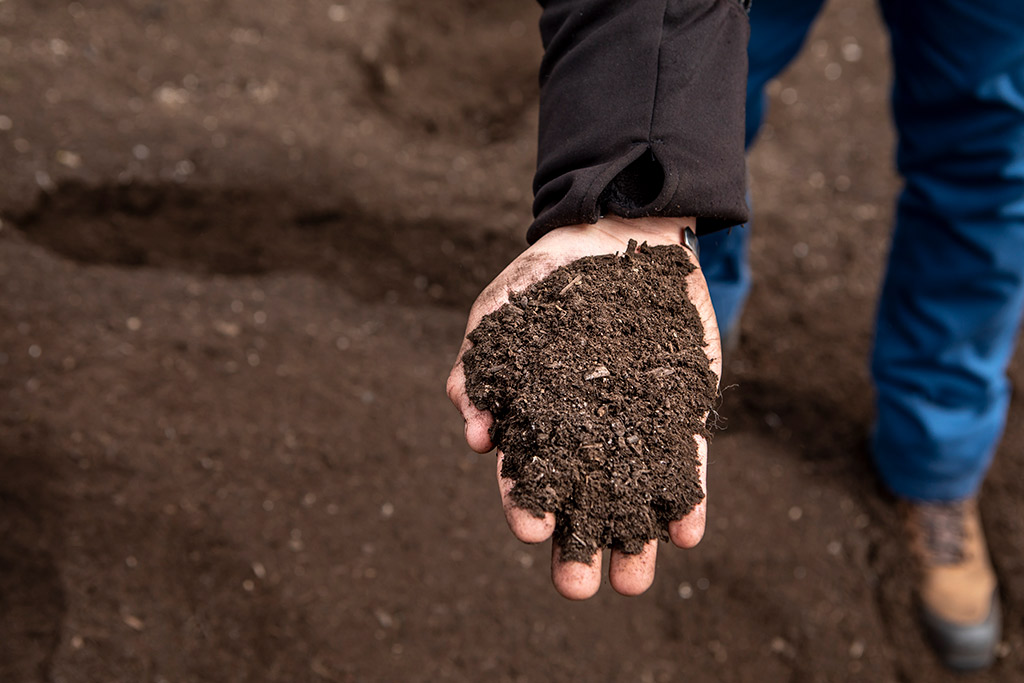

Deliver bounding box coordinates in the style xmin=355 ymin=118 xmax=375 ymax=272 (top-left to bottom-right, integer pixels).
xmin=529 ymin=0 xmax=750 ymax=242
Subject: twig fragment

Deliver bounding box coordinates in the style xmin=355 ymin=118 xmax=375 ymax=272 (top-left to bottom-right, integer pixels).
xmin=559 ymin=274 xmax=584 ymax=296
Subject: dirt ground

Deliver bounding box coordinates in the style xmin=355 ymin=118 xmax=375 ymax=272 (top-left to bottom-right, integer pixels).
xmin=2 ymin=0 xmax=1023 ymax=681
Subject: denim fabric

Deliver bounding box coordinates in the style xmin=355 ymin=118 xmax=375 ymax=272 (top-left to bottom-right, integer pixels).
xmin=703 ymin=0 xmax=1024 ymax=500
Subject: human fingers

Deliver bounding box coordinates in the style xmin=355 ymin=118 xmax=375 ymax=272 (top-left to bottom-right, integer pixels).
xmin=551 ymin=542 xmax=602 ymax=600
xmin=609 ymin=539 xmax=658 ymax=596
xmin=496 ymin=452 xmax=555 ymax=543
xmin=446 ymin=338 xmax=495 ymax=453
xmin=668 ymin=433 xmax=708 ymax=549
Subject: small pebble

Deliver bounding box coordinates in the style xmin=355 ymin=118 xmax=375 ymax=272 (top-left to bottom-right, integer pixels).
xmin=122 ymin=613 xmax=144 ymax=631
xmin=374 ymin=608 xmax=394 ymax=628
xmin=155 ymin=85 xmax=189 ymax=107
xmin=213 ymin=320 xmax=241 ymax=337
xmin=174 ymin=159 xmax=195 ymax=177
xmin=328 ymin=5 xmax=348 ymax=22
xmin=56 ymin=150 xmax=81 ymax=168
xmin=35 ymin=171 xmax=55 ymax=191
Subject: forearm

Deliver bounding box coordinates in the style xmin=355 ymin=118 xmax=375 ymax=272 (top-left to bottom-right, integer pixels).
xmin=530 ymin=0 xmax=751 ymax=243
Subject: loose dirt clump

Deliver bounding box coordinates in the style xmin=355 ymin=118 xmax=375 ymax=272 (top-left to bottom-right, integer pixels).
xmin=463 ymin=241 xmax=719 ymax=562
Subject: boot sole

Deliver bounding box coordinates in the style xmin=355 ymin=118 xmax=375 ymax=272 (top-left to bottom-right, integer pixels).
xmin=921 ymin=591 xmax=1001 ymax=671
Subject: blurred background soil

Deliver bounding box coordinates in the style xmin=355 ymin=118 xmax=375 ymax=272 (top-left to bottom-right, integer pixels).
xmin=2 ymin=0 xmax=1023 ymax=681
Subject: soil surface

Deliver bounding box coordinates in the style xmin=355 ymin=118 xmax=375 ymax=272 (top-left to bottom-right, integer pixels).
xmin=464 ymin=243 xmax=716 ymax=562
xmin=3 ymin=0 xmax=1024 ymax=682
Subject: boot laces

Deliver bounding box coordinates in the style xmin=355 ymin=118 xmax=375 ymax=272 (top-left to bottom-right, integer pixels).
xmin=918 ymin=501 xmax=968 ymax=566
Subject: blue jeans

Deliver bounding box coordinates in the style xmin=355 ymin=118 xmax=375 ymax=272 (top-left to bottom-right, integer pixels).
xmin=701 ymin=0 xmax=1024 ymax=501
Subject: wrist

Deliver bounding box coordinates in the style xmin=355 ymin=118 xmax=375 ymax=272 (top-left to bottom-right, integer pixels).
xmin=597 ymin=215 xmax=696 ymax=245
xmin=542 ymin=216 xmax=699 ymax=261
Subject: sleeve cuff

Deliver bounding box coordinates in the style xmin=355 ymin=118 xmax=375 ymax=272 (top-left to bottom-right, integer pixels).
xmin=528 ymin=0 xmax=750 ymax=243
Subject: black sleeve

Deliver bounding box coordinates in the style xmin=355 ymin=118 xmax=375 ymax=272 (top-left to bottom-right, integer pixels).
xmin=528 ymin=0 xmax=751 ymax=243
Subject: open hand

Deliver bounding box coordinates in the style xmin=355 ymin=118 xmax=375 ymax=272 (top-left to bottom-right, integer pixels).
xmin=446 ymin=216 xmax=722 ymax=599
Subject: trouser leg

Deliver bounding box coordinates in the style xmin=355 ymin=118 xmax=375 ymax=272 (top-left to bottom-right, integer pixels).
xmin=699 ymin=211 xmax=751 ymax=339
xmin=872 ymin=0 xmax=1024 ymax=500
xmin=700 ymin=0 xmax=827 ymax=334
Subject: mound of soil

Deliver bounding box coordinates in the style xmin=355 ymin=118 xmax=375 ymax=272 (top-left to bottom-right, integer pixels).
xmin=463 ymin=241 xmax=718 ymax=562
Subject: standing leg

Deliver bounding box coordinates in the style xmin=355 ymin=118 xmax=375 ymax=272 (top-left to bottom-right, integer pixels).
xmin=874 ymin=0 xmax=1024 ymax=669
xmin=700 ymin=0 xmax=827 ymax=338
xmin=873 ymin=0 xmax=1024 ymax=504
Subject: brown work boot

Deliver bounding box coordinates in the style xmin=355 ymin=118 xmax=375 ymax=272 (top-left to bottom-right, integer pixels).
xmin=902 ymin=498 xmax=1001 ymax=670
